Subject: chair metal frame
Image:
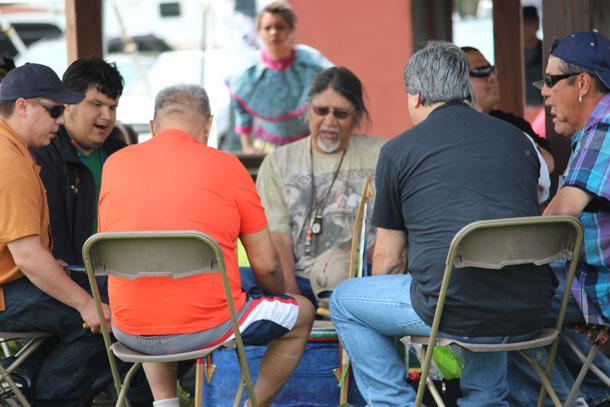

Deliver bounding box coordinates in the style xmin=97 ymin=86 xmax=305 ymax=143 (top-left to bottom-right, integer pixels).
xmin=0 ymin=332 xmax=50 ymax=407
xmin=82 ymin=231 xmax=257 ymax=407
xmin=409 ymin=216 xmax=584 ymax=407
xmin=561 ymin=327 xmax=610 ymax=406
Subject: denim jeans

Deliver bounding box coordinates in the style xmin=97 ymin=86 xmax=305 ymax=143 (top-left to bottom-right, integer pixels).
xmin=506 ymin=262 xmax=610 ymax=406
xmin=0 ymin=277 xmax=109 ymax=407
xmin=330 ymin=274 xmax=537 ymax=407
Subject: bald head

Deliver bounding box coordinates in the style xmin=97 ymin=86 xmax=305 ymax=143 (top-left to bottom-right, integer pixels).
xmin=151 ymin=84 xmax=213 ymax=144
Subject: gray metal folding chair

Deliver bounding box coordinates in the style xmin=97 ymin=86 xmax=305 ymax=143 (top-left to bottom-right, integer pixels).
xmin=82 ymin=231 xmax=257 ymax=407
xmin=560 ymin=325 xmax=610 ymax=406
xmin=0 ymin=331 xmax=51 ymax=407
xmin=409 ymin=215 xmax=584 ymax=407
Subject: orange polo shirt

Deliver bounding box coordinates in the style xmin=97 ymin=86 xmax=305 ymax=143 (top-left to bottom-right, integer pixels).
xmin=99 ymin=129 xmax=268 ymax=335
xmin=0 ymin=120 xmax=52 ymax=288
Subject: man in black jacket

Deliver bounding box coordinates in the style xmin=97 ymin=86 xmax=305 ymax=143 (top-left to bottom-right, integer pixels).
xmin=31 ymin=58 xmax=125 ymax=272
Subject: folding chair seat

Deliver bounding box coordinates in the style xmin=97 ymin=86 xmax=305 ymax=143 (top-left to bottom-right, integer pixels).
xmin=408 ymin=215 xmax=584 ymax=407
xmin=0 ymin=331 xmax=51 ymax=407
xmin=82 ymin=231 xmax=257 ymax=407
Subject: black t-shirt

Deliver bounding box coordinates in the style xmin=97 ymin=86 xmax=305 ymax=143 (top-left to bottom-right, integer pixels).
xmin=490 ymin=109 xmax=551 ymax=152
xmin=372 ymin=102 xmax=556 ymax=337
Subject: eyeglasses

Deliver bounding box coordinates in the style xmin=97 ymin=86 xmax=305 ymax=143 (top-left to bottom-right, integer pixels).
xmin=27 ymin=99 xmax=65 ymax=119
xmin=532 ymin=73 xmax=581 ymax=90
xmin=312 ymin=105 xmax=355 ymax=120
xmin=469 ymin=65 xmax=496 ymax=78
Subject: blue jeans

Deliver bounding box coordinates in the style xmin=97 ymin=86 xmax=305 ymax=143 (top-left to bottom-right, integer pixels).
xmin=330 ymin=274 xmax=536 ymax=407
xmin=0 ymin=277 xmax=109 ymax=407
xmin=507 ymin=263 xmax=610 ymax=406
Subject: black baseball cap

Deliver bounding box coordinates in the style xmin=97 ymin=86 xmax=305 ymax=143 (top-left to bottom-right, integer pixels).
xmin=0 ymin=62 xmax=84 ymax=103
xmin=551 ymin=31 xmax=610 ymax=89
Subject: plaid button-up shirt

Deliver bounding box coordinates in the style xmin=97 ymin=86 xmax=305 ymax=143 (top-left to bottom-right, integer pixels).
xmin=561 ymin=92 xmax=610 ymax=325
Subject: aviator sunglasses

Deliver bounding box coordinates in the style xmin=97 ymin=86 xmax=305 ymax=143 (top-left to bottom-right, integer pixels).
xmin=27 ymin=99 xmax=65 ymax=119
xmin=312 ymin=105 xmax=355 ymax=120
xmin=532 ymin=72 xmax=581 ymax=90
xmin=469 ymin=64 xmax=496 ymax=78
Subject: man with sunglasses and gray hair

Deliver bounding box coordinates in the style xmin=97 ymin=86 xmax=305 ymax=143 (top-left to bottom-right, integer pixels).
xmin=507 ymin=31 xmax=610 ymax=407
xmin=0 ymin=63 xmax=113 ymax=406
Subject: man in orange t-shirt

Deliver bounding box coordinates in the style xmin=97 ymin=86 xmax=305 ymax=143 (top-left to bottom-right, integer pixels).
xmin=98 ymin=84 xmax=314 ymax=407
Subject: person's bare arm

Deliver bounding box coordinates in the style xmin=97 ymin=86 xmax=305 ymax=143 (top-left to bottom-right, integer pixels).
xmin=7 ymin=235 xmax=110 ymax=333
xmin=239 ymin=131 xmax=257 ymax=153
xmin=240 ymin=227 xmax=285 ymax=295
xmin=372 ymin=228 xmax=408 ymax=276
xmin=270 ymin=231 xmax=299 ymax=294
xmin=543 ymin=186 xmax=592 ymax=217
xmin=539 ymin=146 xmax=555 ymax=175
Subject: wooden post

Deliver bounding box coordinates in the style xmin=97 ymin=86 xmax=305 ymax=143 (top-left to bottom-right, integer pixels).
xmin=64 ymin=0 xmax=103 ymax=65
xmin=492 ymin=0 xmax=525 ymax=117
xmin=541 ymin=0 xmax=590 ymax=196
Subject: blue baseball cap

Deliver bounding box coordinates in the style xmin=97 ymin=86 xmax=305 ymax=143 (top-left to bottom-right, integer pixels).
xmin=0 ymin=62 xmax=84 ymax=103
xmin=551 ymin=31 xmax=610 ymax=89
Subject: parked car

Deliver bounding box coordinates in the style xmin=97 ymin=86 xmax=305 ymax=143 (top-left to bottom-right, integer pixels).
xmin=14 ymin=35 xmax=162 ymax=85
xmin=116 ymin=48 xmax=235 ymax=148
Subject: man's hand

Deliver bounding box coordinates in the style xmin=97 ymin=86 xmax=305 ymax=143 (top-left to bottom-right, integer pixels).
xmin=80 ymin=300 xmax=111 ymax=334
xmin=8 ymin=235 xmax=104 ymax=331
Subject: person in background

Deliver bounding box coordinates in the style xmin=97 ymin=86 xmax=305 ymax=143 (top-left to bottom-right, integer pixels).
xmin=0 ymin=55 xmax=15 ymax=82
xmin=462 ymin=45 xmax=553 ymax=203
xmin=31 ymin=57 xmax=124 ymax=283
xmin=523 ymin=5 xmax=544 ymax=106
xmin=225 ymin=1 xmax=332 ymax=153
xmin=98 ymin=83 xmax=314 ymax=407
xmin=254 ymin=66 xmax=385 ymax=304
xmin=0 ymin=62 xmax=111 ymax=406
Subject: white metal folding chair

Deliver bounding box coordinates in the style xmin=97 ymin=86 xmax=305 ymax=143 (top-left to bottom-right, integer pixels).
xmin=82 ymin=231 xmax=257 ymax=407
xmin=409 ymin=215 xmax=584 ymax=407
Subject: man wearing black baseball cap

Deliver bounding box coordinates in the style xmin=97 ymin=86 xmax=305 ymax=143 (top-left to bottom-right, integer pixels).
xmin=0 ymin=62 xmax=112 ymax=406
xmin=508 ymin=31 xmax=610 ymax=407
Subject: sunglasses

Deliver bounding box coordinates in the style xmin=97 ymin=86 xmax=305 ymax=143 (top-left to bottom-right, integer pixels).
xmin=532 ymin=73 xmax=581 ymax=90
xmin=28 ymin=99 xmax=65 ymax=119
xmin=312 ymin=105 xmax=354 ymax=120
xmin=469 ymin=64 xmax=496 ymax=78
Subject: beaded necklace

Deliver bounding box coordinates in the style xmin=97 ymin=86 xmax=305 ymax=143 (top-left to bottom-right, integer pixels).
xmin=304 ymin=143 xmax=347 ymax=259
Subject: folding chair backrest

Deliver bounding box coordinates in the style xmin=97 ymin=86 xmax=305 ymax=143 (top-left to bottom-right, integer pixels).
xmin=414 ymin=215 xmax=584 ymax=407
xmin=450 ymin=215 xmax=581 ymax=270
xmin=83 ymin=231 xmax=225 ymax=279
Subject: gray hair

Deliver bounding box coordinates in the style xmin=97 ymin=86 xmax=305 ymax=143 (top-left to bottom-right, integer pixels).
xmin=403 ymin=41 xmax=472 ymax=106
xmin=153 ymin=84 xmax=211 ymax=125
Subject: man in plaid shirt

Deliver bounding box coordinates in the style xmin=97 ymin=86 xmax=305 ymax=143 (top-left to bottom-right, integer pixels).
xmin=508 ymin=31 xmax=610 ymax=407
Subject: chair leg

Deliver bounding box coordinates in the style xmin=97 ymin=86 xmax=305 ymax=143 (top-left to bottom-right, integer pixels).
xmin=0 ymin=363 xmax=30 ymax=407
xmin=561 ymin=331 xmax=610 ymax=387
xmin=517 ymin=350 xmax=562 ymax=407
xmin=232 ymin=372 xmax=245 ymax=407
xmin=233 ymin=347 xmax=256 ymax=407
xmin=115 ymin=362 xmax=141 ymax=407
xmin=194 ymin=359 xmax=203 ymax=407
xmin=425 ymin=375 xmax=446 ymax=407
